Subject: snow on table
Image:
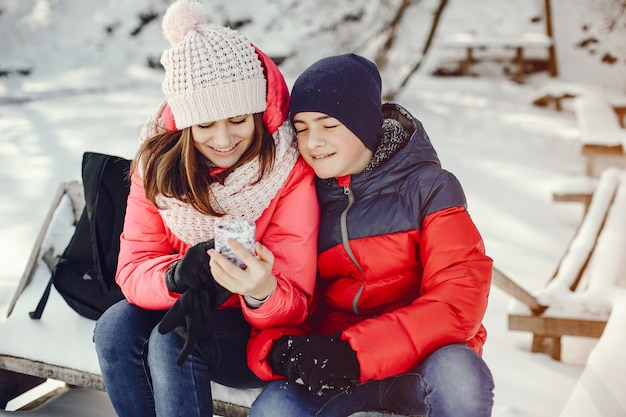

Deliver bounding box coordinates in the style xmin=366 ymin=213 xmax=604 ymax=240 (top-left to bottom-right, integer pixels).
xmin=437 ymin=32 xmax=552 ymax=49
xmin=574 ymin=93 xmax=626 ymax=148
xmin=436 ymin=32 xmax=554 ymax=82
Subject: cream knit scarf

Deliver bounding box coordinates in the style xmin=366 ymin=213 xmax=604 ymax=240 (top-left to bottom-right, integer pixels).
xmin=139 ymin=101 xmax=299 ymax=245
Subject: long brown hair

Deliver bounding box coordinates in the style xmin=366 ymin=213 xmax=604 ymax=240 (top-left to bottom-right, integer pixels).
xmin=133 ymin=113 xmax=276 ymax=216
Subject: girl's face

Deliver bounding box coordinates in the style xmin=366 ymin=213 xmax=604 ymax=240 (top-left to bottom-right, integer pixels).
xmin=293 ymin=112 xmax=372 ymax=179
xmin=191 ymin=115 xmax=255 ymax=168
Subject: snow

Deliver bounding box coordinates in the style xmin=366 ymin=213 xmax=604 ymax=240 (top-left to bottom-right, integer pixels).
xmin=1 ymin=0 xmax=626 ymax=416
xmin=534 ymin=168 xmax=626 ymax=319
xmin=0 ymin=192 xmax=98 ymax=374
xmin=574 ymin=93 xmax=626 ymax=146
xmin=438 ymin=32 xmax=553 ymax=48
xmin=558 ymin=289 xmax=626 ymax=417
xmin=552 ymin=175 xmax=597 ymax=195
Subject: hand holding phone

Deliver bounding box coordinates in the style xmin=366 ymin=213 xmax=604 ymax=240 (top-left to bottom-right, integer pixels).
xmin=214 ymin=219 xmax=256 ymax=269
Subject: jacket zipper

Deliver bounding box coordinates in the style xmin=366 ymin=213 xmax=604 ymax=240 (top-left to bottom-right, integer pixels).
xmin=340 ymin=185 xmax=365 ymax=315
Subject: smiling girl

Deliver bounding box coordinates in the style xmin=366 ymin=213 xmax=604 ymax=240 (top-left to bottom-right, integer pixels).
xmin=93 ymin=1 xmax=319 ymax=416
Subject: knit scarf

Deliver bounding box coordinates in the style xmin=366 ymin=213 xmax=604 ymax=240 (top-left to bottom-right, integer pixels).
xmin=139 ymin=101 xmax=299 ymax=245
xmin=363 ymin=118 xmax=410 ymax=172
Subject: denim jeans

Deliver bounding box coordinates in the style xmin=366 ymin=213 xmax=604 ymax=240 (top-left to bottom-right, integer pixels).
xmin=93 ymin=300 xmax=264 ymax=417
xmin=249 ymin=343 xmax=494 ymax=417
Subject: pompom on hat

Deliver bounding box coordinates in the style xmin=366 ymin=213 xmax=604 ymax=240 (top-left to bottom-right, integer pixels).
xmin=160 ymin=0 xmax=267 ymax=130
xmin=290 ymin=53 xmax=383 ymax=152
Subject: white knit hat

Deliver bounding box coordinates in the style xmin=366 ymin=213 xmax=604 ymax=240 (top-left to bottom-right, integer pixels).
xmin=160 ymin=0 xmax=267 ymax=130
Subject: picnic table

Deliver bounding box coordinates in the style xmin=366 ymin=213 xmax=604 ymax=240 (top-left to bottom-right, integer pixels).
xmin=437 ymin=32 xmax=554 ymax=82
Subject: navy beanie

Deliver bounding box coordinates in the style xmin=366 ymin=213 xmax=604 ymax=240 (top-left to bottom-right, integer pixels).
xmin=290 ymin=53 xmax=383 ymax=152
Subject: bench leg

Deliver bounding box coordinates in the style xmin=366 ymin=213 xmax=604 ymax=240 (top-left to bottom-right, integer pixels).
xmin=462 ymin=47 xmax=473 ymax=75
xmin=614 ymin=107 xmax=626 ymax=128
xmin=0 ymin=369 xmax=46 ymax=409
xmin=585 ymin=155 xmax=595 ymax=177
xmin=531 ymin=335 xmax=562 ymax=361
xmin=514 ymin=47 xmax=524 ymax=83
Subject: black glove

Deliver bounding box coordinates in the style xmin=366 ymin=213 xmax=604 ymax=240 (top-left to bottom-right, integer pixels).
xmin=274 ymin=334 xmax=360 ymax=396
xmin=165 ymin=240 xmax=215 ymax=293
xmin=158 ymin=278 xmax=231 ymax=365
xmin=269 ymin=335 xmax=310 ymax=377
xmin=157 ymin=289 xmax=211 ymax=365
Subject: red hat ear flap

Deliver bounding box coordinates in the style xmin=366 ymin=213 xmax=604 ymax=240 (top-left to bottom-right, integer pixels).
xmin=163 ymin=103 xmax=178 ymax=131
xmin=252 ymin=45 xmax=289 ymax=134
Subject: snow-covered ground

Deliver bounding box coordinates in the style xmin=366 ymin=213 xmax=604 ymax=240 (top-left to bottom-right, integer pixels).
xmin=1 ymin=0 xmax=625 ymax=416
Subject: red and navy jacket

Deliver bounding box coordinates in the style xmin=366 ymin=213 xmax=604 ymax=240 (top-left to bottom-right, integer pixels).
xmin=249 ymin=103 xmax=492 ymax=383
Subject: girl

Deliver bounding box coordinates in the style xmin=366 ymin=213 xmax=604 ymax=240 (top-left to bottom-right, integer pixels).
xmin=248 ymin=54 xmax=494 ymax=417
xmin=93 ymin=1 xmax=318 ymax=416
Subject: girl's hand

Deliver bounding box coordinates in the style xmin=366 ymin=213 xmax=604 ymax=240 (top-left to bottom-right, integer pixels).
xmin=208 ymin=239 xmax=276 ymax=301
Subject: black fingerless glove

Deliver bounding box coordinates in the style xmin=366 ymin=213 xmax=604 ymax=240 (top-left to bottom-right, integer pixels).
xmin=165 ymin=240 xmax=215 ymax=293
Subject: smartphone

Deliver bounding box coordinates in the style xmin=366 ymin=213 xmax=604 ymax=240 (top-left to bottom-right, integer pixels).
xmin=214 ymin=219 xmax=256 ymax=269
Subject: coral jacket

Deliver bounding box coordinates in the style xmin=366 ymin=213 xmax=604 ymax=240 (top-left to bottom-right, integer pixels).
xmin=117 ymin=156 xmax=318 ymax=330
xmin=250 ymin=103 xmax=492 ymax=383
xmin=116 ymin=46 xmax=319 ymax=342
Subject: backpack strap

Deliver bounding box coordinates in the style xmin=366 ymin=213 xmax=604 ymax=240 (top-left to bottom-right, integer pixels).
xmin=82 ymin=152 xmax=111 ymax=293
xmin=28 ymin=275 xmax=54 ymax=319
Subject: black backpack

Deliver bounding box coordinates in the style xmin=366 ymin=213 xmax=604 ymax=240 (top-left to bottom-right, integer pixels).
xmin=30 ymin=152 xmax=131 ymax=320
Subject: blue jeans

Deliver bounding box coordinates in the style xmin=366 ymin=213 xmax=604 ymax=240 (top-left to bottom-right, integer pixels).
xmin=93 ymin=300 xmax=264 ymax=417
xmin=249 ymin=343 xmax=494 ymax=417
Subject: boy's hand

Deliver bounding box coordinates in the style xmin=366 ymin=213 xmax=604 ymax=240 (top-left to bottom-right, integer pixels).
xmin=273 ymin=334 xmax=360 ymax=396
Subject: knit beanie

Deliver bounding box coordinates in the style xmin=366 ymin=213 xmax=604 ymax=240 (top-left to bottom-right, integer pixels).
xmin=290 ymin=53 xmax=383 ymax=152
xmin=160 ymin=0 xmax=267 ymax=130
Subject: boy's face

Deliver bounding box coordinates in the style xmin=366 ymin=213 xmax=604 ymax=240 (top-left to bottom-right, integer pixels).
xmin=293 ymin=112 xmax=373 ymax=179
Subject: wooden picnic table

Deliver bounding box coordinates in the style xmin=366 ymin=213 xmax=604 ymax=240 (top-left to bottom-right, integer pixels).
xmin=438 ymin=32 xmax=554 ymax=82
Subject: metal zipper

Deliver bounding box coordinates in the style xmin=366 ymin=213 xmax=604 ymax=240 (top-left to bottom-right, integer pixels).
xmin=340 ymin=185 xmax=365 ymax=315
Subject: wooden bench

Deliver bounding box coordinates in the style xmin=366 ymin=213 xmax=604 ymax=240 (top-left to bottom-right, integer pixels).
xmin=0 ymin=182 xmax=399 ymax=417
xmin=531 ymin=86 xmax=626 ymax=211
xmin=501 ymin=167 xmax=626 ymax=360
xmin=0 ymin=182 xmax=258 ymax=415
xmin=551 ymin=175 xmax=596 ymax=213
xmin=437 ymin=32 xmax=554 ymax=83
xmin=574 ymin=93 xmax=626 ymax=177
xmin=531 ymin=83 xmax=626 ymax=127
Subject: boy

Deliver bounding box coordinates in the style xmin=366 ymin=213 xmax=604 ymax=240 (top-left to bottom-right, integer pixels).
xmin=248 ymin=54 xmax=495 ymax=417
